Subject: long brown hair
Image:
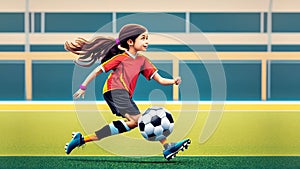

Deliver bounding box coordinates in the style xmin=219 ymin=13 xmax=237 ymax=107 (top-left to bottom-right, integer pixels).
xmin=65 ymin=24 xmax=147 ymax=67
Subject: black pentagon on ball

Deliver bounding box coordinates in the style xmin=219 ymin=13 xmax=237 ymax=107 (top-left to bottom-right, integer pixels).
xmin=139 ymin=122 xmax=145 ymax=131
xmin=165 ymin=112 xmax=174 ymax=123
xmin=151 ymin=115 xmax=161 ymax=127
xmin=147 ymin=133 xmax=156 ymax=141
xmin=163 ymin=129 xmax=171 ymax=137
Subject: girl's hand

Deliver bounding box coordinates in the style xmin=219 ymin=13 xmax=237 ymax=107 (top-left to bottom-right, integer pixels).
xmin=174 ymin=76 xmax=181 ymax=85
xmin=73 ymin=89 xmax=86 ymax=99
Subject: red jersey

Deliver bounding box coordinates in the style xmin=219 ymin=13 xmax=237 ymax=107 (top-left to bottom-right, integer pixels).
xmin=100 ymin=52 xmax=157 ymax=98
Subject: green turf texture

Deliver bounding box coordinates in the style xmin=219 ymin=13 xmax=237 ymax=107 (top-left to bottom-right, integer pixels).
xmin=1 ymin=111 xmax=300 ymax=156
xmin=0 ymin=156 xmax=299 ymax=169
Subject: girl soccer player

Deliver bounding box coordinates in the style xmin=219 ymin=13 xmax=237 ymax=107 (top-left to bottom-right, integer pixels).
xmin=64 ymin=24 xmax=190 ymax=160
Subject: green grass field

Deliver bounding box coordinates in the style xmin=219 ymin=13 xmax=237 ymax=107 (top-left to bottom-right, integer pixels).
xmin=0 ymin=103 xmax=299 ymax=168
xmin=1 ymin=156 xmax=299 ymax=169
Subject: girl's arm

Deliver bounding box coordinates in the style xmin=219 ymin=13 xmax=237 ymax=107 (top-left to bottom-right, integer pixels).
xmin=152 ymin=73 xmax=181 ymax=86
xmin=73 ymin=65 xmax=103 ymax=99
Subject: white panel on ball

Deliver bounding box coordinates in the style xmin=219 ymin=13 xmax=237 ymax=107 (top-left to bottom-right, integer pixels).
xmin=144 ymin=123 xmax=154 ymax=135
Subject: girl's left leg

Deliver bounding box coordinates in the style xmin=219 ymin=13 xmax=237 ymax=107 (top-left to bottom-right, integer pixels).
xmin=83 ymin=113 xmax=141 ymax=143
xmin=65 ymin=113 xmax=140 ymax=154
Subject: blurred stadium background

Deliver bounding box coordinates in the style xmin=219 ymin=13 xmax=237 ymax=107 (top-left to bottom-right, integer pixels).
xmin=0 ymin=0 xmax=299 ymax=168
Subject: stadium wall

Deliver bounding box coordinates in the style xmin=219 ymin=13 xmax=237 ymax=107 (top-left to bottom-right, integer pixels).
xmin=1 ymin=52 xmax=300 ymax=101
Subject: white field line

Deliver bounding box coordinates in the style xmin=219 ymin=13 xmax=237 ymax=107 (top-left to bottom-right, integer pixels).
xmin=0 ymin=154 xmax=299 ymax=157
xmin=1 ymin=101 xmax=300 ymax=104
xmin=1 ymin=101 xmax=300 ymax=112
xmin=0 ymin=110 xmax=300 ymax=113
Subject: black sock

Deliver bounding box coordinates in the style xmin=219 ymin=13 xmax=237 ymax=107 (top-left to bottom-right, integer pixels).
xmin=95 ymin=120 xmax=131 ymax=140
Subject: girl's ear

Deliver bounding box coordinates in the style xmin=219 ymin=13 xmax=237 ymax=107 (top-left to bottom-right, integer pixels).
xmin=127 ymin=39 xmax=134 ymax=46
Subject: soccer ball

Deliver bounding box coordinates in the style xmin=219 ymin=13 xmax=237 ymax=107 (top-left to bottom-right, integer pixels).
xmin=138 ymin=106 xmax=174 ymax=141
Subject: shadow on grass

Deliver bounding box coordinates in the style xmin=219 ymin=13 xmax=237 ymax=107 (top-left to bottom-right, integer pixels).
xmin=67 ymin=157 xmax=186 ymax=164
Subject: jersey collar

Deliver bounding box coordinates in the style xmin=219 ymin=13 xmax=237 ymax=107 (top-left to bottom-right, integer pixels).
xmin=125 ymin=50 xmax=138 ymax=59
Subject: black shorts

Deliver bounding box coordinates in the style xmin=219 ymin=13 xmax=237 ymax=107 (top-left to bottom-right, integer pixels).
xmin=103 ymin=89 xmax=140 ymax=118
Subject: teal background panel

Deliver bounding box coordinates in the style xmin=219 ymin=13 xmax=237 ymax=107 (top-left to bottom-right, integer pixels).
xmin=179 ymin=61 xmax=261 ymax=100
xmin=32 ymin=61 xmax=75 ymax=100
xmin=0 ymin=61 xmax=25 ymax=100
xmin=45 ymin=13 xmax=112 ymax=32
xmin=272 ymin=13 xmax=300 ymax=32
xmin=30 ymin=45 xmax=65 ymax=51
xmin=272 ymin=45 xmax=300 ymax=51
xmin=117 ymin=13 xmax=186 ymax=32
xmin=270 ymin=61 xmax=300 ymax=100
xmin=0 ymin=13 xmax=24 ymax=32
xmin=190 ymin=13 xmax=261 ymax=32
xmin=0 ymin=45 xmax=24 ymax=52
xmin=34 ymin=12 xmax=41 ymax=32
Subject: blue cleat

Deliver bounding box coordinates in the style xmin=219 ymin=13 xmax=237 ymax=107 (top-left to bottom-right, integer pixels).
xmin=64 ymin=132 xmax=85 ymax=154
xmin=163 ymin=138 xmax=191 ymax=160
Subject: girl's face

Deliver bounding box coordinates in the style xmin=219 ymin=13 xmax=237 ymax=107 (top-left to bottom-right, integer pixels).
xmin=133 ymin=31 xmax=149 ymax=52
